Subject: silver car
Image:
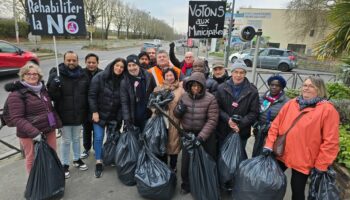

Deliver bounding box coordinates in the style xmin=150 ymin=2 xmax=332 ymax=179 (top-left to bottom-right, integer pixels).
xmin=243 ymin=48 xmax=297 ymax=72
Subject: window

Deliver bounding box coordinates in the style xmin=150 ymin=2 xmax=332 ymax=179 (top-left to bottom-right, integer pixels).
xmin=268 ymin=49 xmax=284 ymax=56
xmin=0 ymin=42 xmax=17 ymax=53
xmin=267 ymin=42 xmax=280 ymax=48
xmin=259 ymin=49 xmax=269 ymax=56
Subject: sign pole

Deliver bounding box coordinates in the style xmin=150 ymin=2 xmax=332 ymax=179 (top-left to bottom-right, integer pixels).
xmin=252 ymin=29 xmax=263 ymax=84
xmin=224 ymin=0 xmax=235 ymax=68
xmin=53 ymin=36 xmax=60 ymax=76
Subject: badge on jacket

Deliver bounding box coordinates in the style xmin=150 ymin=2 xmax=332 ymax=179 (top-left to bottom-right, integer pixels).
xmin=232 ymin=101 xmax=239 ymax=108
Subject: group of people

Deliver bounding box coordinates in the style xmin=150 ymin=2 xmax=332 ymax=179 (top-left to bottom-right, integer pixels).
xmin=5 ymin=42 xmax=340 ymax=200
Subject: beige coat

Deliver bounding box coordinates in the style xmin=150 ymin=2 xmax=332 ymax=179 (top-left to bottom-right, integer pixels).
xmin=154 ymin=81 xmax=185 ymax=155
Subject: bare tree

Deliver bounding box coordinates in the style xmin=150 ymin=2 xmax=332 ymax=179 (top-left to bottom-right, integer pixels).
xmin=124 ymin=4 xmax=133 ymax=39
xmin=114 ymin=0 xmax=125 ymax=38
xmin=285 ymin=0 xmax=334 ymax=40
xmin=100 ymin=0 xmax=116 ymax=39
xmin=84 ymin=0 xmax=104 ymax=25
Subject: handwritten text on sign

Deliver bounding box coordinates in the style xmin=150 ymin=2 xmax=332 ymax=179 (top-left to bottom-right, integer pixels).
xmin=26 ymin=0 xmax=86 ymax=36
xmin=188 ymin=1 xmax=226 ymax=38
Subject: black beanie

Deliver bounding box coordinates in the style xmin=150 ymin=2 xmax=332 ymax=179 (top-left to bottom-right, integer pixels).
xmin=126 ymin=54 xmax=140 ymax=66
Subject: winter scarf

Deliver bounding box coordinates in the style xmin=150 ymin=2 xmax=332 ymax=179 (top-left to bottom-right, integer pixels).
xmin=261 ymin=91 xmax=283 ymax=112
xmin=296 ymin=96 xmax=326 ymax=110
xmin=20 ymin=81 xmax=43 ymax=97
xmin=181 ymin=62 xmax=193 ymax=75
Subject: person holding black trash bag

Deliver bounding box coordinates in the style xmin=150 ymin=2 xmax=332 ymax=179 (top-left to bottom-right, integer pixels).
xmin=215 ymin=60 xmax=259 ymax=155
xmin=88 ymin=58 xmax=126 ymax=178
xmin=47 ymin=51 xmax=90 ymax=179
xmin=174 ymin=72 xmax=219 ymax=194
xmin=152 ymin=68 xmax=185 ymax=172
xmin=252 ymin=75 xmax=289 ymax=157
xmin=121 ymin=54 xmax=156 ymax=132
xmin=5 ymin=63 xmax=62 ymax=174
xmin=264 ymin=76 xmax=340 ymax=200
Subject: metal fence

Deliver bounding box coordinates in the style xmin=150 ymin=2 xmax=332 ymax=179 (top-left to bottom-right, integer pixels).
xmin=252 ymin=71 xmax=338 ymax=93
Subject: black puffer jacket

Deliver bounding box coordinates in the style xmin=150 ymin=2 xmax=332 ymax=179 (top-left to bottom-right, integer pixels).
xmin=88 ymin=60 xmax=123 ymax=127
xmin=120 ymin=68 xmax=156 ymax=124
xmin=216 ymin=77 xmax=259 ymax=140
xmin=47 ymin=63 xmax=90 ymax=125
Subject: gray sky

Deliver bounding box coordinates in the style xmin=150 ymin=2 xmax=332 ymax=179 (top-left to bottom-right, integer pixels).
xmin=125 ymin=0 xmax=291 ymax=34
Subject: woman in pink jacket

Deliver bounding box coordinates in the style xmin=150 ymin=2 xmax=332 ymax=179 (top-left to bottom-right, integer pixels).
xmin=264 ymin=76 xmax=339 ymax=200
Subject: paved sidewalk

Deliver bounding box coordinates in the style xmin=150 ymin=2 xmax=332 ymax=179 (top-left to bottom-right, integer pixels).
xmin=0 ymin=134 xmax=294 ymax=200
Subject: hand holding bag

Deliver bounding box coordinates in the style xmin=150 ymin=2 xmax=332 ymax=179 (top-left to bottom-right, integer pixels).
xmin=273 ymin=111 xmax=308 ymax=157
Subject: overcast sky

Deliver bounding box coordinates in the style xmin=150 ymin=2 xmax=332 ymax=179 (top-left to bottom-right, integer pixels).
xmin=125 ymin=0 xmax=291 ymax=34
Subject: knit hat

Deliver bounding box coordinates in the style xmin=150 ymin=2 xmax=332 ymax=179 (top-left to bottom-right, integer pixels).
xmin=211 ymin=62 xmax=225 ymax=69
xmin=138 ymin=51 xmax=150 ymax=60
xmin=267 ymin=75 xmax=287 ymax=89
xmin=126 ymin=54 xmax=140 ymax=66
xmin=229 ymin=59 xmax=248 ymax=72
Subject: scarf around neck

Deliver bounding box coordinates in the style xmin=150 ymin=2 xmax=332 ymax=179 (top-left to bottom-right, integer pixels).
xmin=182 ymin=62 xmax=193 ymax=74
xmin=20 ymin=81 xmax=43 ymax=96
xmin=261 ymin=91 xmax=282 ymax=112
xmin=296 ymin=96 xmax=326 ymax=110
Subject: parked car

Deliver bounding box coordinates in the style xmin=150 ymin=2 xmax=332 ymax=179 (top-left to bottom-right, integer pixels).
xmin=140 ymin=42 xmax=159 ymax=52
xmin=0 ymin=40 xmax=39 ymax=76
xmin=242 ymin=48 xmax=297 ymax=72
xmin=229 ymin=49 xmax=254 ymax=63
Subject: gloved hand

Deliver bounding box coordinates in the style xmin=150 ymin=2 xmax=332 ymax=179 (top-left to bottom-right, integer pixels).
xmin=176 ymin=100 xmax=187 ymax=115
xmin=124 ymin=120 xmax=133 ymax=131
xmin=182 ymin=133 xmax=202 ymax=150
xmin=53 ymin=77 xmax=61 ymax=88
xmin=33 ymin=132 xmax=43 ymax=143
xmin=262 ymin=147 xmax=273 ymax=156
xmin=169 ymin=42 xmax=175 ymax=49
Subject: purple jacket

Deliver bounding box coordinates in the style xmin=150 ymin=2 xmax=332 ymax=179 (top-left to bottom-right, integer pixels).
xmin=5 ymin=81 xmax=62 ymax=138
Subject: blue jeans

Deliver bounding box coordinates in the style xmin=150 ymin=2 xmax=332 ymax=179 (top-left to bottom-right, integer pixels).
xmin=61 ymin=125 xmax=82 ymax=165
xmin=93 ymin=123 xmax=105 ymax=160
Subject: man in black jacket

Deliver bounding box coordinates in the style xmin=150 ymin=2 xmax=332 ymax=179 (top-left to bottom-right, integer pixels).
xmin=169 ymin=42 xmax=194 ymax=76
xmin=47 ymin=51 xmax=90 ymax=179
xmin=120 ymin=54 xmax=156 ymax=132
xmin=216 ymin=60 xmax=259 ymax=154
xmin=81 ymin=53 xmax=102 ymax=159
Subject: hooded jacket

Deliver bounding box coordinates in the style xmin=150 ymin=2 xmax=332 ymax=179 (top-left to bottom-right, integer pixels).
xmin=5 ymin=81 xmax=62 ymax=138
xmin=216 ymin=77 xmax=259 ymax=140
xmin=174 ymin=72 xmax=219 ymax=141
xmin=265 ymin=98 xmax=339 ymax=174
xmin=47 ymin=63 xmax=90 ymax=125
xmin=88 ymin=60 xmax=124 ymax=127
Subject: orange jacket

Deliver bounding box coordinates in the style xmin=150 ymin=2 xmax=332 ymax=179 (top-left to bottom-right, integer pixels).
xmin=265 ymin=98 xmax=339 ymax=175
xmin=148 ymin=66 xmax=181 ymax=86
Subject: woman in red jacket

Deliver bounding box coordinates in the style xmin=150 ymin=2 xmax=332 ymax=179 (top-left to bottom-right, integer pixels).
xmin=5 ymin=63 xmax=62 ymax=173
xmin=264 ymin=76 xmax=339 ymax=200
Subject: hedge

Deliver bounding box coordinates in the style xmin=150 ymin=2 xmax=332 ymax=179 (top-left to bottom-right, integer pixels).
xmin=0 ymin=18 xmax=30 ymax=38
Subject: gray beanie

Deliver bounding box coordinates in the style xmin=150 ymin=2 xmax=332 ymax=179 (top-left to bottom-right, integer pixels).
xmin=229 ymin=59 xmax=248 ymax=72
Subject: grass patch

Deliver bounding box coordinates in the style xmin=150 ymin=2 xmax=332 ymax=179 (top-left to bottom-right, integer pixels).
xmin=209 ymin=52 xmax=224 ymax=57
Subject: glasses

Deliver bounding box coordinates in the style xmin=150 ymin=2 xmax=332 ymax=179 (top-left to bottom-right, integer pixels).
xmin=302 ymin=84 xmax=316 ymax=89
xmin=24 ymin=73 xmax=39 ymax=77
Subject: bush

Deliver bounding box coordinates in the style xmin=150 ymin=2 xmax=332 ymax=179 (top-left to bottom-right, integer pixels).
xmin=0 ymin=19 xmax=29 ymax=38
xmin=337 ymin=125 xmax=350 ymax=169
xmin=327 ymin=82 xmax=350 ymax=100
xmin=285 ymin=88 xmax=299 ymax=99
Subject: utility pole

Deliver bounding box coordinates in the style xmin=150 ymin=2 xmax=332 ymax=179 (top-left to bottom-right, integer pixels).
xmin=252 ymin=29 xmax=263 ymax=84
xmin=224 ymin=0 xmax=235 ymax=68
xmin=13 ymin=0 xmax=19 ymax=44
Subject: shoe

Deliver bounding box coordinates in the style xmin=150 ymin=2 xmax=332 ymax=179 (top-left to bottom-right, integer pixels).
xmin=73 ymin=159 xmax=88 ymax=171
xmin=63 ymin=165 xmax=70 ymax=179
xmin=95 ymin=163 xmax=103 ymax=178
xmin=80 ymin=150 xmax=89 ymax=159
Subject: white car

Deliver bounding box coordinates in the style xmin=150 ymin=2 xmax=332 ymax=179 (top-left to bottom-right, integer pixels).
xmin=229 ymin=49 xmax=252 ymax=63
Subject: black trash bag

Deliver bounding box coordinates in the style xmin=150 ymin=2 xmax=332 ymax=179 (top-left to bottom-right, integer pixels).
xmin=252 ymin=123 xmax=269 ymax=157
xmin=102 ymin=121 xmax=120 ymax=166
xmin=232 ymin=155 xmax=287 ymax=200
xmin=148 ymin=89 xmax=174 ymax=109
xmin=24 ymin=140 xmax=65 ymax=200
xmin=308 ymin=167 xmax=340 ymax=200
xmin=142 ymin=115 xmax=167 ymax=156
xmin=189 ymin=146 xmax=220 ymax=200
xmin=217 ymin=132 xmax=247 ymax=187
xmin=115 ymin=125 xmax=141 ymax=186
xmin=135 ymin=146 xmax=176 ymax=200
